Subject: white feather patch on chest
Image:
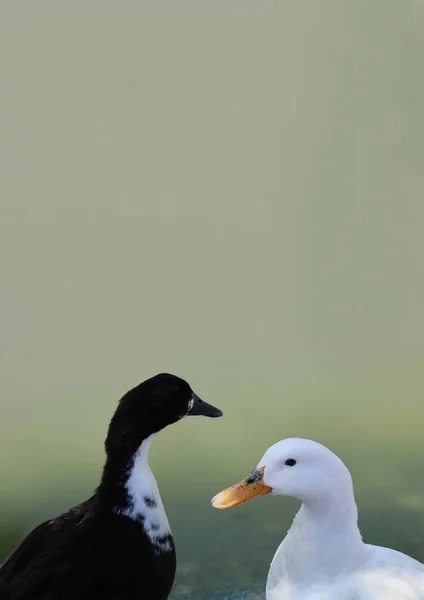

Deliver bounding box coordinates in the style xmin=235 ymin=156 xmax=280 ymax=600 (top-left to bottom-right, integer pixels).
xmin=116 ymin=434 xmax=172 ymax=555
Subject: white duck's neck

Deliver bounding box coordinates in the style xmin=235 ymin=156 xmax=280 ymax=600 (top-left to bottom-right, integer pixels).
xmin=272 ymin=496 xmax=368 ymax=585
xmin=115 ymin=434 xmax=173 ymax=555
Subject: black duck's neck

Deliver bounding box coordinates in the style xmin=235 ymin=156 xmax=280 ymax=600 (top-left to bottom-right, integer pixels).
xmin=97 ymin=434 xmax=155 ymax=511
xmin=95 ymin=434 xmax=174 ymax=555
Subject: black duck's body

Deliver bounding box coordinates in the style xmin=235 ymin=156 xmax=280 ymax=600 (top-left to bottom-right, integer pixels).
xmin=0 ymin=499 xmax=176 ymax=600
xmin=0 ymin=373 xmax=222 ymax=600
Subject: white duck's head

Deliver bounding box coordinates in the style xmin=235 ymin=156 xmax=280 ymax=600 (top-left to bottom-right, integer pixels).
xmin=212 ymin=438 xmax=355 ymax=509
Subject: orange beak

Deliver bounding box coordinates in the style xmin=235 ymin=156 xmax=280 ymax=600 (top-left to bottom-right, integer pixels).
xmin=211 ymin=466 xmax=272 ymax=509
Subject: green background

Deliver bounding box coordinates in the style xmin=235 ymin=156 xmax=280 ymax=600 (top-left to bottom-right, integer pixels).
xmin=1 ymin=1 xmax=424 ymax=597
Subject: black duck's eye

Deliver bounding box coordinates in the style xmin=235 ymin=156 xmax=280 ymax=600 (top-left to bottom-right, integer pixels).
xmin=285 ymin=458 xmax=296 ymax=467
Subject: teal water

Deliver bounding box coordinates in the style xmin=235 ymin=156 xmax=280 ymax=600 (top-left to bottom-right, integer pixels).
xmin=1 ymin=1 xmax=424 ymax=598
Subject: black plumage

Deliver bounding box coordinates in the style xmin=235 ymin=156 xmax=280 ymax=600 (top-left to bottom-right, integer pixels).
xmin=0 ymin=373 xmax=222 ymax=600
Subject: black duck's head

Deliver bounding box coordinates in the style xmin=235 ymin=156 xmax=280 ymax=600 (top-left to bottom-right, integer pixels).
xmin=105 ymin=373 xmax=222 ymax=459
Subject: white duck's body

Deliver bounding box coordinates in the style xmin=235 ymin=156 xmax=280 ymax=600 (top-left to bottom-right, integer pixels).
xmin=212 ymin=438 xmax=424 ymax=600
xmin=266 ymin=506 xmax=424 ymax=599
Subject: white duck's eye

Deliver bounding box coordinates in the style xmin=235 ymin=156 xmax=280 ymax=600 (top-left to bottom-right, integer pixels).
xmin=285 ymin=458 xmax=296 ymax=466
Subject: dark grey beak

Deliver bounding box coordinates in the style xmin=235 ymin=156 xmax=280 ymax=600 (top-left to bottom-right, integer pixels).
xmin=188 ymin=392 xmax=223 ymax=418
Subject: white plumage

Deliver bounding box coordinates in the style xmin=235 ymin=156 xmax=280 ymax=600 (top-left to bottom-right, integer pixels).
xmin=215 ymin=438 xmax=424 ymax=600
xmin=263 ymin=439 xmax=424 ymax=599
xmin=115 ymin=434 xmax=173 ymax=555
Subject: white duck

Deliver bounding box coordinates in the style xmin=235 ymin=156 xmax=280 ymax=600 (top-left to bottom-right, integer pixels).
xmin=212 ymin=438 xmax=424 ymax=600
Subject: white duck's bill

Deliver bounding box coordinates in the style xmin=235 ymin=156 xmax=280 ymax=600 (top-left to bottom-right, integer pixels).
xmin=211 ymin=466 xmax=272 ymax=509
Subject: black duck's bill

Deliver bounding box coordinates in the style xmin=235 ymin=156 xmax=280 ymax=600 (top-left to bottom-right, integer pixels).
xmin=188 ymin=393 xmax=223 ymax=418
